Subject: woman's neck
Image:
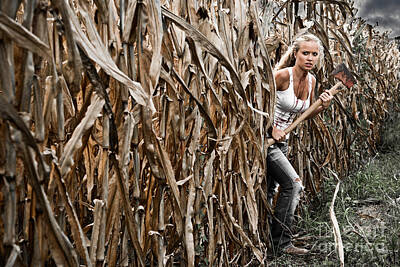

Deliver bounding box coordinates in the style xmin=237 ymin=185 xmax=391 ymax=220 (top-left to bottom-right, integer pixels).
xmin=292 ymin=65 xmax=308 ymax=80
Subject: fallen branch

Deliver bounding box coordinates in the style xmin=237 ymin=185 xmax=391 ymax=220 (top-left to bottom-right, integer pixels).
xmin=328 ymin=170 xmax=344 ymax=267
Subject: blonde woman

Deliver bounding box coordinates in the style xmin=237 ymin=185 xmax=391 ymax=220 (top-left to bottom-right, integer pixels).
xmin=267 ymin=33 xmax=333 ymax=255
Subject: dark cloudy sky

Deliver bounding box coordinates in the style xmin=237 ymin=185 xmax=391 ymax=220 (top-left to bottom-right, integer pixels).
xmin=355 ymin=0 xmax=400 ymax=38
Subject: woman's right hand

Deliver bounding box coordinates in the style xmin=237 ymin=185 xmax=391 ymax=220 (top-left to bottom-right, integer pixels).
xmin=272 ymin=127 xmax=286 ymax=142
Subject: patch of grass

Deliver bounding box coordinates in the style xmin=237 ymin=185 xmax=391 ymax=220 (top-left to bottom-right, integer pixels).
xmin=320 ymin=155 xmax=399 ymax=266
xmin=343 ymin=153 xmax=400 ymax=201
xmin=269 ymin=146 xmax=400 ymax=266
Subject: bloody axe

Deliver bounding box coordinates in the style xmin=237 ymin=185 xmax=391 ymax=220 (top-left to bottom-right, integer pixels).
xmin=266 ymin=63 xmax=357 ymax=147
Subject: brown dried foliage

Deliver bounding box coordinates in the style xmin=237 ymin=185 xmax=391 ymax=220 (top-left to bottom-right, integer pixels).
xmin=0 ymin=0 xmax=398 ymax=266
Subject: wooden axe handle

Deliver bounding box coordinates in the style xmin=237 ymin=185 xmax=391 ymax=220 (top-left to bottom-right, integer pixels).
xmin=267 ymin=81 xmax=343 ymax=147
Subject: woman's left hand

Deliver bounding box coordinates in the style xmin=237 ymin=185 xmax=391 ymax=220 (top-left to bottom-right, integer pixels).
xmin=319 ymin=91 xmax=333 ymax=109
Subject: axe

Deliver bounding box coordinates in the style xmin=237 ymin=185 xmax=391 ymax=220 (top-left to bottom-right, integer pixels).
xmin=266 ymin=63 xmax=357 ymax=148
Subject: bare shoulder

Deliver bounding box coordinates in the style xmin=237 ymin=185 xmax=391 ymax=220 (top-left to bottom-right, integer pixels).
xmin=274 ymin=68 xmax=290 ymax=80
xmin=274 ymin=68 xmax=290 ymax=91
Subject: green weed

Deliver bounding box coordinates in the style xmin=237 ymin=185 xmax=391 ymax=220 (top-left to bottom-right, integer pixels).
xmin=269 ymin=147 xmax=400 ymax=266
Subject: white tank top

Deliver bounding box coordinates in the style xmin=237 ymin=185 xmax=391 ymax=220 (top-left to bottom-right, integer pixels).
xmin=273 ymin=67 xmax=313 ymax=133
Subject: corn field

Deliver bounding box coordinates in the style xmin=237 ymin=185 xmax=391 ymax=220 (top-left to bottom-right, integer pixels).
xmin=0 ymin=0 xmax=399 ymax=266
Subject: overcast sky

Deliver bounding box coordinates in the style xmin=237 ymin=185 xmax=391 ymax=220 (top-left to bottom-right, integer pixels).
xmin=355 ymin=0 xmax=400 ymax=38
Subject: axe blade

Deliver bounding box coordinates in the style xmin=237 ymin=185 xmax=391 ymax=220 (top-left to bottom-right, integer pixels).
xmin=331 ymin=63 xmax=357 ymax=88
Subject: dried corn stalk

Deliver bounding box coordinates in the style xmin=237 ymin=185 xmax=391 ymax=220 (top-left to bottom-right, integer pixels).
xmin=0 ymin=0 xmax=398 ymax=266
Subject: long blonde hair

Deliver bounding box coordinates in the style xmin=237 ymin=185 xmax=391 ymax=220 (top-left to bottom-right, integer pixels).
xmin=274 ymin=33 xmax=324 ymax=71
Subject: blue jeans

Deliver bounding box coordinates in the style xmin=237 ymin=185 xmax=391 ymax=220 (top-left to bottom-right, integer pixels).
xmin=267 ymin=142 xmax=304 ymax=249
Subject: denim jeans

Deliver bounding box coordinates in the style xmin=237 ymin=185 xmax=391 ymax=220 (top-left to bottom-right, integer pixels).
xmin=267 ymin=142 xmax=304 ymax=249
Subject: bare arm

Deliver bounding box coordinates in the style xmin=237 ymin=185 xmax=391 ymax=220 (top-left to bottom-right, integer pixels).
xmin=305 ymin=76 xmax=333 ymax=120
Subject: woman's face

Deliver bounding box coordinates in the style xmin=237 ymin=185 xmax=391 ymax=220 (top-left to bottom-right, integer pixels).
xmin=294 ymin=41 xmax=320 ymax=71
